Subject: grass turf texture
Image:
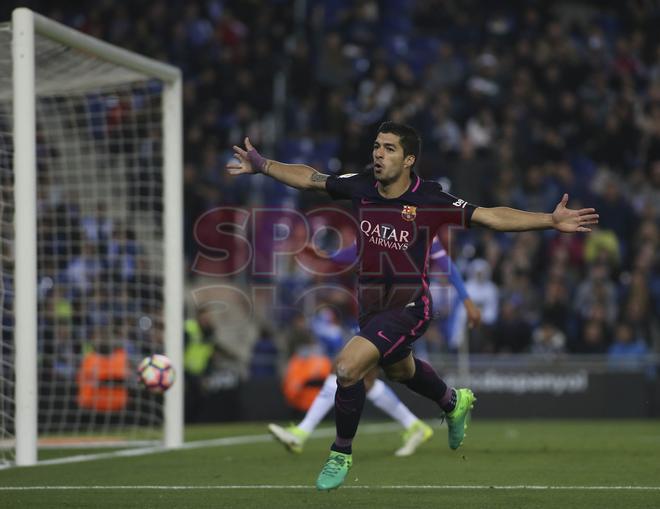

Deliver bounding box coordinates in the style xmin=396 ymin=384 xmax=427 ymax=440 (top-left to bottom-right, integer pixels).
xmin=1 ymin=420 xmax=658 ymax=508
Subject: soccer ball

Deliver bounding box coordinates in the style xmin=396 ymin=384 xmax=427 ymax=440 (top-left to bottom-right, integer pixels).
xmin=138 ymin=354 xmax=175 ymax=393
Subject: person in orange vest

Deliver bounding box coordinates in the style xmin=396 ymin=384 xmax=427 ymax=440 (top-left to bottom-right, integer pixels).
xmin=282 ymin=336 xmax=332 ymax=414
xmin=77 ymin=331 xmax=128 ymax=412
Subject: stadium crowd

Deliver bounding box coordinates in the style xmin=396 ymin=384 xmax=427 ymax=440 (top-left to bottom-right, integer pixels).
xmin=6 ymin=0 xmax=658 ymax=387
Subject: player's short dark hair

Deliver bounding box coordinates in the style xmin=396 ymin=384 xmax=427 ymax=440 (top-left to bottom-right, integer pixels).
xmin=377 ymin=121 xmax=421 ymax=169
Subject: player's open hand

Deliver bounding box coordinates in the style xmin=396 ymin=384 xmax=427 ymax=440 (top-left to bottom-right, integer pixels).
xmin=226 ymin=137 xmax=266 ymax=175
xmin=551 ymin=193 xmax=599 ymax=233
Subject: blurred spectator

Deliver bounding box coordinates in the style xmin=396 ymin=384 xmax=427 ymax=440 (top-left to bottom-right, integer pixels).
xmin=424 ymin=43 xmax=465 ymax=92
xmin=184 ymin=308 xmax=217 ymax=378
xmin=460 ymin=259 xmax=498 ymax=352
xmin=574 ymin=264 xmax=618 ymax=325
xmin=311 ymin=307 xmax=345 ymax=359
xmin=316 ymin=32 xmax=352 ymax=89
xmin=592 ymin=174 xmax=637 ymax=255
xmin=493 ymin=299 xmax=532 ymax=354
xmin=356 ymin=63 xmax=396 ymax=114
xmin=575 ymin=319 xmax=609 ymax=354
xmin=465 ymin=108 xmax=497 ymax=153
xmin=540 ymin=275 xmax=571 ymax=332
xmin=279 ymin=311 xmax=314 ymax=360
xmin=464 ymin=263 xmax=498 ymax=314
xmin=64 ymin=242 xmax=104 ymax=294
xmin=583 ymin=228 xmax=621 ymax=268
xmin=249 ymin=326 xmax=279 ymax=378
xmin=608 ymin=321 xmax=649 ymax=371
xmin=531 ymin=321 xmax=567 ymax=357
xmin=81 ymin=203 xmax=113 ymax=247
xmin=429 ymin=100 xmax=462 ymax=157
xmin=511 ymin=165 xmax=559 ymax=213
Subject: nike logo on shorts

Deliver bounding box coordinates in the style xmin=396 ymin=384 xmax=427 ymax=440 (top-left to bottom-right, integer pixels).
xmin=377 ymin=331 xmax=393 ymax=343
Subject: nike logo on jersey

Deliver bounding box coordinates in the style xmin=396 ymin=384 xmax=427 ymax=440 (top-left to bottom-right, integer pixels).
xmin=361 ymin=198 xmax=376 ymax=205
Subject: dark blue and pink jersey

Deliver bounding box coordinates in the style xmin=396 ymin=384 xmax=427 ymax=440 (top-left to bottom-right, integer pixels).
xmin=325 ymin=171 xmax=476 ymax=364
xmin=329 ymin=238 xmax=471 ymax=304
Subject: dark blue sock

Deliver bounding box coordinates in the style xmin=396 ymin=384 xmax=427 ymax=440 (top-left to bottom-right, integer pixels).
xmin=330 ymin=379 xmax=365 ymax=455
xmin=402 ymin=357 xmax=456 ymax=413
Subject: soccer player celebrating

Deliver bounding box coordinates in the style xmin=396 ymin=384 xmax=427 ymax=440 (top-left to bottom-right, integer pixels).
xmin=227 ymin=122 xmax=598 ymax=491
xmin=268 ymin=237 xmax=481 ymax=457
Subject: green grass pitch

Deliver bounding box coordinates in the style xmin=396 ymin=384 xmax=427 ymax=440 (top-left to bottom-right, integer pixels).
xmin=1 ymin=420 xmax=659 ymax=508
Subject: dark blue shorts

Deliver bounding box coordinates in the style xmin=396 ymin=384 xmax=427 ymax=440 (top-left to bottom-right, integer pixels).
xmin=358 ymin=301 xmax=431 ymax=366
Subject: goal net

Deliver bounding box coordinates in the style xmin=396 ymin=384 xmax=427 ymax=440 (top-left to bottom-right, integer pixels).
xmin=0 ymin=9 xmax=183 ymax=467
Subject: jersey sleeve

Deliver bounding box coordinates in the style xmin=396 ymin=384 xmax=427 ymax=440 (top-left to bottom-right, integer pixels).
xmin=430 ymin=183 xmax=477 ymax=227
xmin=325 ymin=173 xmax=364 ymax=200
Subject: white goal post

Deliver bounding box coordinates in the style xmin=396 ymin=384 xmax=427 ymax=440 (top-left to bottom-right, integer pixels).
xmin=3 ymin=8 xmax=183 ymax=466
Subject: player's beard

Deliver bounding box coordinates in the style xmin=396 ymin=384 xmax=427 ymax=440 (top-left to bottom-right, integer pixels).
xmin=373 ymin=165 xmax=405 ymax=186
xmin=375 ymin=173 xmax=395 ymax=185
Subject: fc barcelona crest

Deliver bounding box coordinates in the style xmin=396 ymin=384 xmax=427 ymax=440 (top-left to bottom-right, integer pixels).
xmin=401 ymin=205 xmax=417 ymax=222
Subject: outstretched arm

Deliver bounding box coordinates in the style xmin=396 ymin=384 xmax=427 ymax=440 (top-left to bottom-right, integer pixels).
xmin=471 ymin=194 xmax=598 ymax=233
xmin=226 ymin=137 xmax=329 ymax=191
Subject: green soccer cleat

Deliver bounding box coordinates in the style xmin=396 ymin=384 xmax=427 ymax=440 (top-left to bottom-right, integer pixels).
xmin=394 ymin=420 xmax=434 ymax=457
xmin=445 ymin=388 xmax=476 ymax=450
xmin=315 ymin=451 xmax=352 ymax=491
xmin=267 ymin=423 xmax=309 ymax=454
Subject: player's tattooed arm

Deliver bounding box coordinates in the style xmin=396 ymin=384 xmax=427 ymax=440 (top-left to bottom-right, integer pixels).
xmin=310 ymin=172 xmax=329 ymax=187
xmin=228 ymin=137 xmax=330 ymax=193
xmin=310 ymin=173 xmax=328 ymax=182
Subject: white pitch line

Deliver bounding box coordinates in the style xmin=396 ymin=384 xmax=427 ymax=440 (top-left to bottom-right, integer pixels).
xmin=0 ymin=485 xmax=659 ymax=491
xmin=7 ymin=421 xmax=409 ymax=469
